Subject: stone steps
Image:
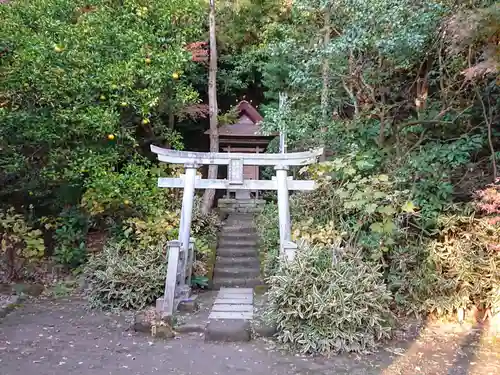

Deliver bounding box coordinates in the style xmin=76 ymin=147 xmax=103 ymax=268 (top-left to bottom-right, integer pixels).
xmin=205 ymin=288 xmax=254 ymax=342
xmin=213 ymin=266 xmax=260 ymax=279
xmin=205 ymin=208 xmax=265 ymax=342
xmin=220 ymin=226 xmax=256 ymax=234
xmin=212 ymin=212 xmax=261 ymax=293
xmin=216 ymin=247 xmax=258 ymax=258
xmin=218 ymin=231 xmax=256 ymax=239
xmin=212 ymin=277 xmax=261 ymax=289
xmin=223 ymin=216 xmax=255 ymax=226
xmin=218 ymin=238 xmax=257 ymax=248
xmin=215 ymin=256 xmax=260 ymax=268
xmin=222 ymin=219 xmax=255 ymax=226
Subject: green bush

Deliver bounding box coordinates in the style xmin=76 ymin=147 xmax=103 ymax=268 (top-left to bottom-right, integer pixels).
xmin=0 ymin=207 xmax=45 ymax=281
xmin=85 ymin=239 xmax=166 ymax=310
xmin=81 ymin=157 xmax=179 ymax=223
xmin=266 ymin=243 xmax=394 ymax=354
xmin=52 ymin=207 xmax=89 ymax=269
xmin=386 ymin=245 xmax=438 ymax=317
xmin=294 ymin=155 xmax=415 ymax=257
xmin=84 ymin=198 xmax=220 ymax=310
xmin=424 ymin=214 xmax=500 ymax=316
xmin=255 ymin=202 xmax=280 ymax=278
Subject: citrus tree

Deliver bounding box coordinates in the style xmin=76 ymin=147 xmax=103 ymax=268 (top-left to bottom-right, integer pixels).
xmin=0 ymin=0 xmax=205 ymax=208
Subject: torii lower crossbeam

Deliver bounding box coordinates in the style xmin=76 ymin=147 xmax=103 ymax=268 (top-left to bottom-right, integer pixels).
xmin=158 ymin=177 xmax=316 ymax=191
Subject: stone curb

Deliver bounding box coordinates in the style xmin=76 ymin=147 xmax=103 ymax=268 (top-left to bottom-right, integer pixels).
xmin=175 ymin=323 xmax=207 ymax=334
xmin=252 ymin=320 xmax=276 ymax=338
xmin=205 ymin=319 xmax=251 ymax=342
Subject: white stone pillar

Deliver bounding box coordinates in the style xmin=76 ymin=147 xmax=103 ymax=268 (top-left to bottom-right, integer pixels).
xmin=275 ymin=165 xmax=291 ymax=255
xmin=179 ymin=165 xmax=198 ymax=253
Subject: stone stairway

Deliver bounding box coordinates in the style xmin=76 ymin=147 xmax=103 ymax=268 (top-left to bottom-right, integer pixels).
xmin=205 ymin=212 xmax=262 ymax=342
xmin=212 ymin=213 xmax=261 ymax=289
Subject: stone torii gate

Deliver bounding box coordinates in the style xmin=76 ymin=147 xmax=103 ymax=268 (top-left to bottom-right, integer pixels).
xmin=150 ymin=145 xmax=323 ymax=316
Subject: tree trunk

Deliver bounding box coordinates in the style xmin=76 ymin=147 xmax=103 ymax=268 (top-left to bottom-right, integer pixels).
xmin=201 ymin=0 xmax=219 ymax=214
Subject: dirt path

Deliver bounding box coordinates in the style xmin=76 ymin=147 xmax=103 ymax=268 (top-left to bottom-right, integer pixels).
xmin=0 ymin=298 xmax=499 ymax=375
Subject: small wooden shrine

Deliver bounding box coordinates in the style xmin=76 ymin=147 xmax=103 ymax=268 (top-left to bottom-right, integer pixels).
xmin=205 ymin=100 xmax=277 ymax=199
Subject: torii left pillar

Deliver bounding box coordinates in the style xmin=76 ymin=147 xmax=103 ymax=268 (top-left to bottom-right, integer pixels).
xmin=161 ymin=163 xmax=198 ymax=316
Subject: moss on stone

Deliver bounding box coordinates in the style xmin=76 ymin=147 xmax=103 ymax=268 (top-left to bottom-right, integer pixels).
xmin=206 ymin=242 xmax=217 ymax=284
xmin=253 ymin=284 xmax=268 ymax=295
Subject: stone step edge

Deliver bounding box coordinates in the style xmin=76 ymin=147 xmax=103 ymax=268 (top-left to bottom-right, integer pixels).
xmin=218 ymin=232 xmax=257 ymax=238
xmin=213 ymin=269 xmax=260 ymax=278
xmin=215 ymin=258 xmax=260 ymax=267
xmin=204 ymin=319 xmax=251 ymax=342
xmin=216 ymin=249 xmax=259 ymax=256
xmin=212 ymin=279 xmax=263 ymax=289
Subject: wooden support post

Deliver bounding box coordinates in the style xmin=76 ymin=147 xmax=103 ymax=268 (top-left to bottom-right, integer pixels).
xmin=186 ymin=238 xmax=195 ymax=288
xmin=161 ymin=240 xmax=181 ymax=317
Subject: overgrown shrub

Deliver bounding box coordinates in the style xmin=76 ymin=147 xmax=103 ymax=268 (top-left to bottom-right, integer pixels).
xmin=266 ymin=243 xmax=394 ymax=354
xmin=255 ymin=203 xmax=279 ymax=278
xmin=49 ymin=207 xmax=89 ymax=269
xmin=81 ymin=158 xmax=179 ymax=224
xmin=84 ymin=198 xmax=220 ymax=310
xmin=386 ymin=245 xmax=438 ymax=317
xmin=293 ymin=154 xmax=415 ymax=260
xmin=424 ymin=213 xmax=500 ymax=316
xmin=85 ymin=240 xmax=166 ymax=310
xmin=0 ymin=207 xmax=45 ymax=281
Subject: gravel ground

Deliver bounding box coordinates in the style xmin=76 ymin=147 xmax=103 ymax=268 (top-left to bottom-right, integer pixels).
xmin=1 ymin=297 xmax=499 ymax=375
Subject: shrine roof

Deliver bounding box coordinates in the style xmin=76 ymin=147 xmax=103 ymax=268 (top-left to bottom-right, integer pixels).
xmin=205 ymin=100 xmax=277 ymax=138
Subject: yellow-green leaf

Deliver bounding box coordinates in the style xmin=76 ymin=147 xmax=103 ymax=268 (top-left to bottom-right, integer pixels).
xmin=378 ymin=205 xmax=396 ymax=216
xmin=401 ymin=201 xmax=417 ymax=213
xmin=383 ymin=221 xmax=396 ymax=233
xmin=370 ymin=222 xmax=384 ymax=233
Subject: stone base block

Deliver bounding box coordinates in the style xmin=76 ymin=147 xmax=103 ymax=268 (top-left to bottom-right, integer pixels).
xmin=205 ymin=319 xmax=251 ymax=342
xmin=155 ymin=297 xmax=170 ymax=317
xmin=178 ymin=295 xmax=199 ymax=313
xmin=133 ymin=308 xmax=175 ymax=339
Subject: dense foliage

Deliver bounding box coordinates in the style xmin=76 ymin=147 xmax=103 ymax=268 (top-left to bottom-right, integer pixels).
xmin=1 ymin=0 xmax=499 ymax=352
xmin=1 ymin=0 xmax=204 ymax=209
xmin=0 ymin=0 xmax=218 ymax=301
xmin=266 ymin=243 xmax=393 ymax=354
xmin=254 ymin=0 xmax=499 ymax=352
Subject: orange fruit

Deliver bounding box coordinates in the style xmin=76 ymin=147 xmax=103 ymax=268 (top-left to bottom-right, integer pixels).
xmin=145 ymin=57 xmax=152 ymax=64
xmin=107 ymin=134 xmax=115 ymax=140
xmin=172 ymin=72 xmax=180 ymax=79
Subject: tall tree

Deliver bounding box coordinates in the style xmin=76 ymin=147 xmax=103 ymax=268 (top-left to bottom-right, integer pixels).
xmin=201 ymin=0 xmax=219 ymax=214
